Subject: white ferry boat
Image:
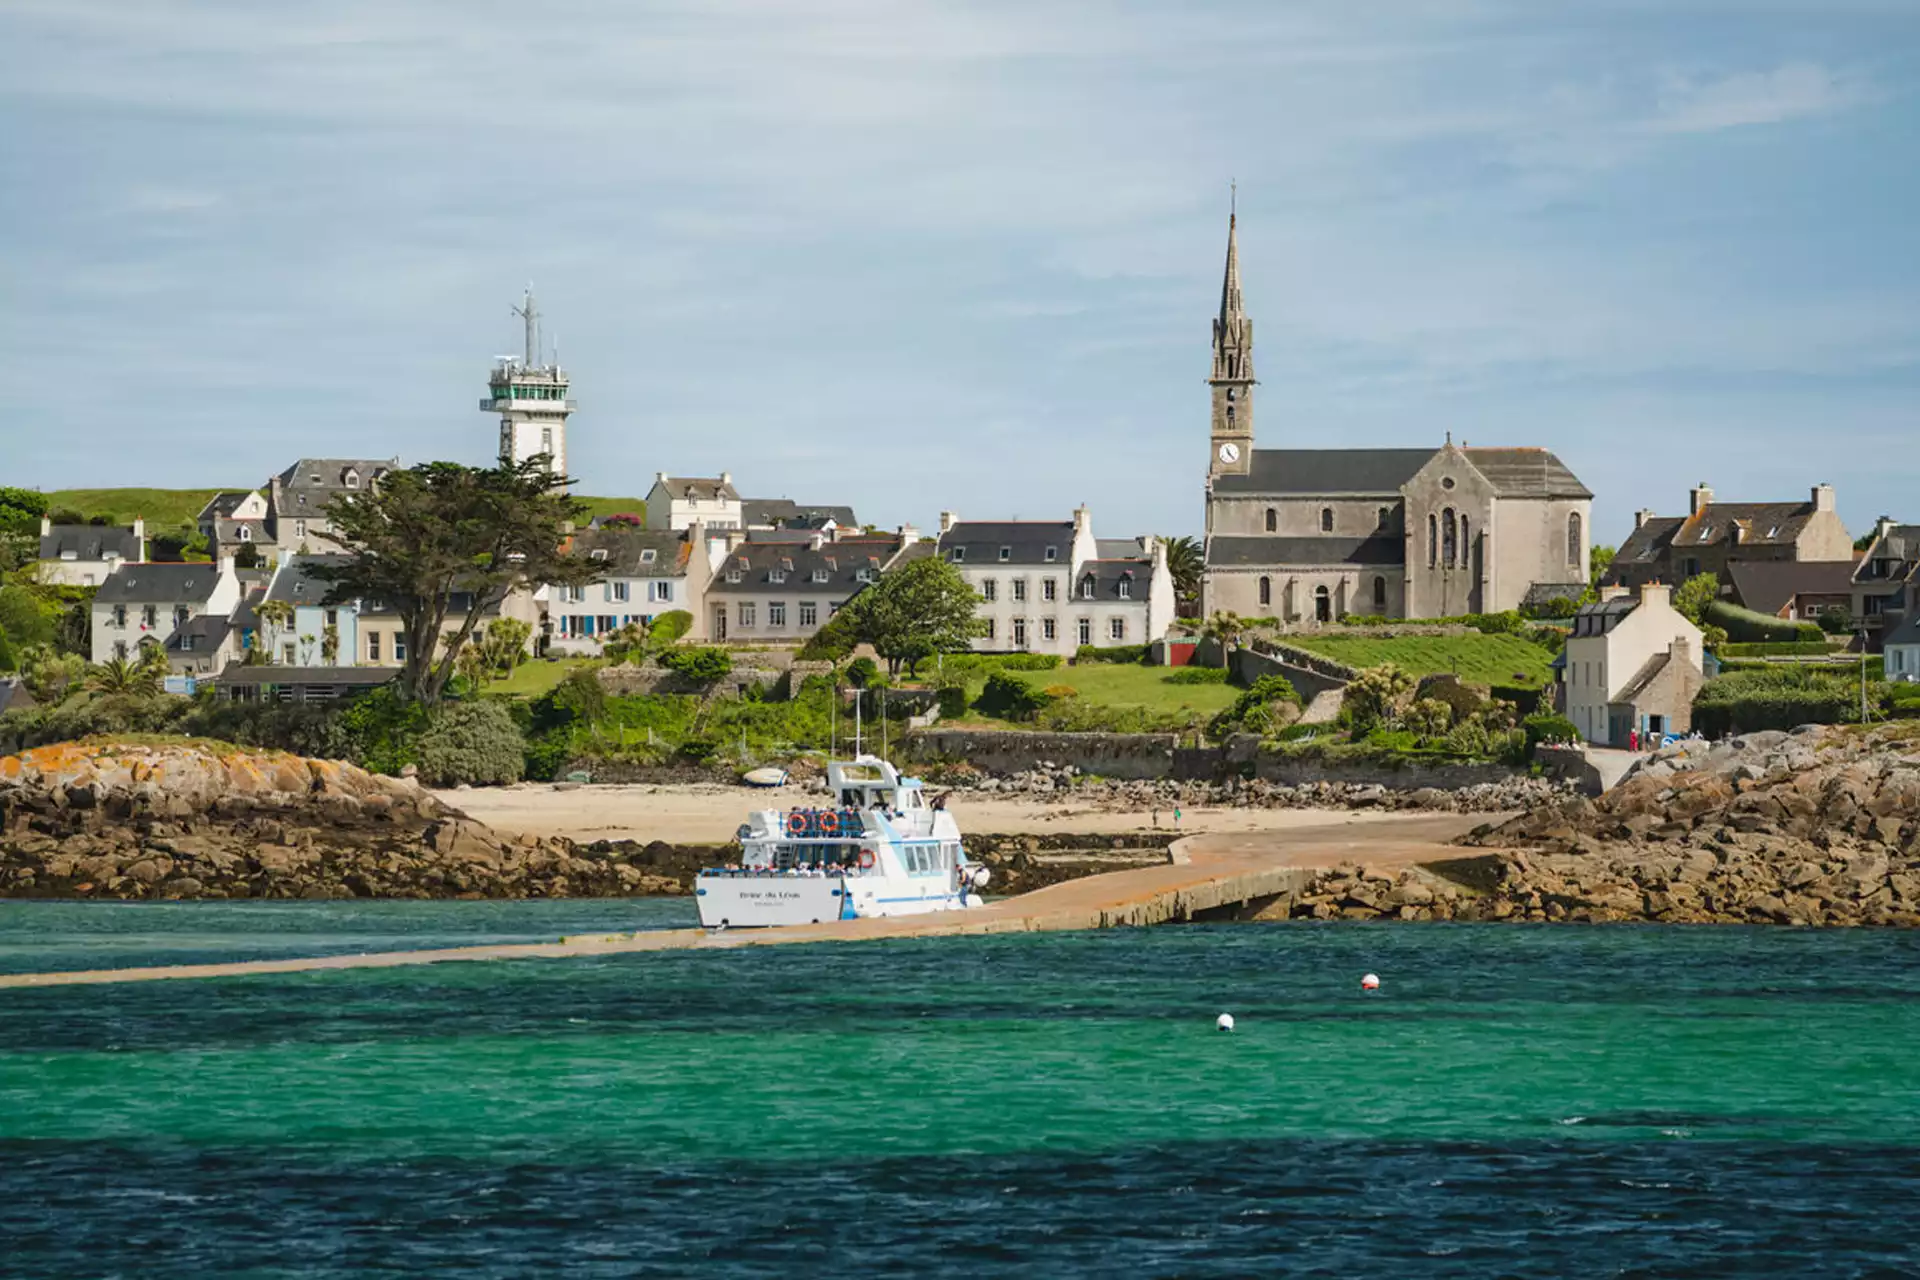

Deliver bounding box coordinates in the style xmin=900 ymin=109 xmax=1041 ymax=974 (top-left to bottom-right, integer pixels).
xmin=695 ymin=755 xmax=989 ymax=929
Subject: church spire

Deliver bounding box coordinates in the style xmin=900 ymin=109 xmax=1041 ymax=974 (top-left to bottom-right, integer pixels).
xmin=1212 ymin=194 xmax=1252 ymax=384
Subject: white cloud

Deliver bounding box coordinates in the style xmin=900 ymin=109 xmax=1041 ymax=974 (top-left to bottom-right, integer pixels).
xmin=1648 ymin=63 xmax=1868 ymax=134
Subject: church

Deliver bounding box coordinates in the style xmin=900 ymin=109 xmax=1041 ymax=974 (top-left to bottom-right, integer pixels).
xmin=1201 ymin=211 xmax=1594 ymax=622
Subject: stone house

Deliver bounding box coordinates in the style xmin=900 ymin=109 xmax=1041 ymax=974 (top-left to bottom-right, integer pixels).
xmin=355 ymin=586 xmax=541 ymax=670
xmin=936 ymin=510 xmax=1175 ymax=655
xmin=645 ymin=474 xmax=743 ymax=531
xmin=1561 ymin=582 xmax=1705 ymax=747
xmin=1604 ymin=483 xmax=1854 ymax=593
xmin=548 ymin=526 xmax=711 ymax=653
xmin=91 ymin=559 xmax=243 ymax=665
xmin=1199 ymin=211 xmax=1591 ymax=621
xmin=37 ymin=517 xmax=145 ymax=587
xmin=265 ymin=458 xmax=398 ymax=558
xmin=196 ymin=491 xmax=272 ymax=563
xmin=1851 ymin=519 xmax=1920 ymax=650
xmin=741 ymin=498 xmax=857 ymax=532
xmin=705 ymin=530 xmax=921 ymax=643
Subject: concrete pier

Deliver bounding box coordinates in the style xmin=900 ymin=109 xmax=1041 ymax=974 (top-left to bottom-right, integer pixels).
xmin=0 ymin=813 xmax=1484 ymax=990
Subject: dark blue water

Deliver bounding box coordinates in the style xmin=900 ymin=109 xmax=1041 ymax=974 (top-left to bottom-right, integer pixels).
xmin=2 ymin=905 xmax=1918 ymax=1276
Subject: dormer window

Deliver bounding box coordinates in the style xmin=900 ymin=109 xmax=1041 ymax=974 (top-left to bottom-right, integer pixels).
xmin=1080 ymin=576 xmax=1096 ymax=600
xmin=950 ymin=547 xmax=965 ymax=562
xmin=639 ymin=549 xmax=657 ymax=564
xmin=856 ymin=568 xmax=874 ymax=583
xmin=726 ymin=570 xmax=743 ymax=584
xmin=1700 ymin=525 xmax=1714 ymax=542
xmin=998 ymin=546 xmax=1012 ymax=562
xmin=1118 ymin=576 xmax=1132 ymax=600
xmin=770 ymin=569 xmax=787 ymax=584
xmin=239 ymin=526 xmax=252 ymax=542
xmin=1044 ymin=546 xmax=1058 ymax=562
xmin=1766 ymin=525 xmax=1779 ymax=538
xmin=343 ymin=469 xmax=360 ymax=489
xmin=812 ymin=569 xmax=829 ymax=584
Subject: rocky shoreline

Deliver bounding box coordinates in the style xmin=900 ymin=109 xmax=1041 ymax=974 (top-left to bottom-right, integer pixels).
xmin=921 ymin=762 xmax=1574 ymax=814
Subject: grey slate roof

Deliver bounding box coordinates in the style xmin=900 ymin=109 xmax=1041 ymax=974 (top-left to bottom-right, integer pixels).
xmin=939 ymin=521 xmax=1074 ymax=567
xmin=570 ymin=527 xmax=690 ymax=578
xmin=94 ymin=563 xmax=226 ymax=605
xmin=1613 ymin=651 xmax=1672 ymax=703
xmin=1856 ymin=525 xmax=1920 ymax=586
xmin=277 ymin=458 xmax=397 ymax=493
xmin=266 ymin=555 xmax=349 ymax=607
xmin=41 ymin=525 xmax=141 ymax=562
xmin=198 ymin=491 xmax=257 ymax=520
xmin=1571 ymin=595 xmax=1640 ymax=637
xmin=1460 ymin=448 xmax=1593 ymax=499
xmin=1070 ymin=560 xmax=1150 ymax=603
xmin=741 ymin=498 xmax=857 ymax=530
xmin=1205 ymin=534 xmax=1404 ymax=568
xmin=1884 ymin=609 xmax=1920 ymax=649
xmin=1211 ymin=449 xmax=1434 ymax=496
xmin=1725 ymin=560 xmax=1857 ymax=617
xmin=1609 ymin=516 xmax=1685 ymax=573
xmin=1095 ymin=538 xmax=1147 ymax=560
xmin=215 ymin=666 xmax=397 ymax=689
xmin=166 ymin=613 xmax=233 ymax=655
xmin=656 ymin=476 xmax=741 ymax=502
xmin=707 ymin=538 xmax=901 ymax=595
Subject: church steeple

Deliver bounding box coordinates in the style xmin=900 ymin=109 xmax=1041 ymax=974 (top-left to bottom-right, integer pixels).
xmin=1209 ymin=193 xmax=1255 ymax=478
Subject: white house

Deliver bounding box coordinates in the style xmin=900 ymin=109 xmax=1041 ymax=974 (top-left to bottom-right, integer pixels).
xmin=645 ymin=474 xmax=743 ymax=531
xmin=549 ymin=526 xmax=711 ymax=653
xmin=92 ymin=559 xmax=243 ymax=665
xmin=1562 ymin=582 xmax=1706 ymax=747
xmin=38 ymin=517 xmax=146 ymax=587
xmin=935 ymin=508 xmax=1176 ymax=656
xmin=705 ymin=529 xmax=921 ymax=644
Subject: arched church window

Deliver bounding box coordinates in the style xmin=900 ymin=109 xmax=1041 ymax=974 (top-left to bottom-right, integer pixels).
xmin=1373 ymin=576 xmax=1387 ymax=610
xmin=1443 ymin=508 xmax=1458 ymax=568
xmin=1427 ymin=514 xmax=1437 ymax=568
xmin=1377 ymin=507 xmax=1390 ymax=530
xmin=1320 ymin=507 xmax=1334 ymax=533
xmin=1259 ymin=576 xmax=1271 ymax=607
xmin=1461 ymin=514 xmax=1470 ymax=567
xmin=1265 ymin=508 xmax=1277 ymax=533
xmin=1568 ymin=512 xmax=1582 ymax=568
xmin=1314 ymin=585 xmax=1332 ymax=623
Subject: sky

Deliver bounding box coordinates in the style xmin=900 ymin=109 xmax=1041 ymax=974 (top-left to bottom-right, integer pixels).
xmin=2 ymin=0 xmax=1916 ymax=547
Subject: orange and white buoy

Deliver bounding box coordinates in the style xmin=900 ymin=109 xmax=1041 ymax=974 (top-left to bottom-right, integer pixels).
xmin=1361 ymin=973 xmax=1381 ymax=992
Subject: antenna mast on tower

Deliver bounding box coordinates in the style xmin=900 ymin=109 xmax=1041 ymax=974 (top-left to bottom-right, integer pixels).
xmin=511 ymin=285 xmax=540 ymax=367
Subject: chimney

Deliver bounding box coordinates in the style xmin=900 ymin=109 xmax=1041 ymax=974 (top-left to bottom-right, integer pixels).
xmin=809 ymin=532 xmax=825 ymax=552
xmin=1073 ymin=504 xmax=1092 ymax=537
xmin=132 ymin=517 xmax=147 ymax=561
xmin=1689 ymin=483 xmax=1713 ymax=516
xmin=219 ymin=553 xmax=238 ymax=579
xmin=655 ymin=471 xmax=668 ymax=486
xmin=897 ymin=523 xmax=918 ymax=545
xmin=1639 ymin=581 xmax=1672 ymax=612
xmin=39 ymin=515 xmax=49 ymax=537
xmin=1812 ymin=482 xmax=1836 ymax=513
xmin=1876 ymin=515 xmax=1896 ymax=542
xmin=938 ymin=511 xmax=957 ymax=535
xmin=1600 ymin=585 xmax=1630 ymax=602
xmin=1634 ymin=509 xmax=1655 ymax=530
xmin=719 ymin=471 xmax=732 ymax=488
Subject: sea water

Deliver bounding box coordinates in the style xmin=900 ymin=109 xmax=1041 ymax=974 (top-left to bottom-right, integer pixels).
xmin=1 ymin=902 xmax=1918 ymax=1276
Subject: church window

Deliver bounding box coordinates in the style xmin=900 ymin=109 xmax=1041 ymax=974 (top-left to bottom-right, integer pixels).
xmin=1226 ymin=388 xmax=1236 ymax=402
xmin=1426 ymin=515 xmax=1437 ymax=568
xmin=1314 ymin=585 xmax=1331 ymax=623
xmin=1259 ymin=576 xmax=1271 ymax=607
xmin=1443 ymin=508 xmax=1458 ymax=568
xmin=1460 ymin=515 xmax=1470 ymax=567
xmin=1320 ymin=508 xmax=1334 ymax=533
xmin=1265 ymin=508 xmax=1277 ymax=533
xmin=1373 ymin=576 xmax=1387 ymax=611
xmin=1567 ymin=513 xmax=1582 ymax=568
xmin=1377 ymin=507 xmax=1390 ymax=530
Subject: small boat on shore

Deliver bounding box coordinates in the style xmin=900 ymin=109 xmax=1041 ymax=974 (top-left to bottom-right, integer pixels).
xmin=741 ymin=767 xmax=790 ymax=788
xmin=696 ymin=755 xmax=989 ymax=929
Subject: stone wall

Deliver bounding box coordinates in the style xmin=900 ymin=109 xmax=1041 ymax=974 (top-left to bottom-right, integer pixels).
xmin=1233 ymin=644 xmax=1348 ymax=702
xmin=900 ymin=729 xmax=1180 ymax=780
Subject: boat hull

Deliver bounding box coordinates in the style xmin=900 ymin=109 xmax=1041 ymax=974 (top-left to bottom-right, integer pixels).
xmin=695 ymin=874 xmax=968 ymax=928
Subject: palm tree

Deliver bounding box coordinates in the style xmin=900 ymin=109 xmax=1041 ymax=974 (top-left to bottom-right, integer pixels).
xmin=254 ymin=599 xmax=294 ymax=663
xmin=86 ymin=654 xmax=162 ymax=698
xmin=1163 ymin=535 xmax=1203 ymax=618
xmin=1200 ymin=611 xmax=1248 ymax=668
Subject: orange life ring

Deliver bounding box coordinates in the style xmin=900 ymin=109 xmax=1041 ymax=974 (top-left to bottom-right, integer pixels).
xmin=857 ymin=849 xmax=876 ymax=870
xmin=787 ymin=811 xmax=808 ymax=837
xmin=818 ymin=810 xmax=839 ymax=836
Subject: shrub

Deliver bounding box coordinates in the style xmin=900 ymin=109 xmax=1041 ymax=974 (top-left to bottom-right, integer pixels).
xmin=795 ymin=611 xmax=857 ymax=662
xmin=988 ymin=653 xmax=1064 ymax=671
xmin=522 ymin=728 xmax=575 ymax=782
xmin=1414 ymin=673 xmax=1484 ymax=722
xmin=1405 ymin=697 xmax=1454 ymax=740
xmin=332 ymin=687 xmax=431 ymax=775
xmin=1345 ymin=663 xmax=1415 ymax=733
xmin=845 ymin=656 xmax=880 ymax=688
xmin=1075 ymin=644 xmax=1149 ymax=664
xmin=0 ymin=628 xmax=15 ymax=674
xmin=1163 ymin=666 xmax=1228 ymax=685
xmin=411 ymin=700 xmax=526 ymax=786
xmin=660 ymin=646 xmax=733 ymax=684
xmin=531 ymin=668 xmax=605 ymax=734
xmin=1442 ymin=718 xmax=1490 ymax=755
xmin=1041 ymin=684 xmax=1079 ymax=699
xmin=648 ymin=610 xmax=693 ymax=644
xmin=1522 ymin=711 xmax=1580 ymax=753
xmin=1702 ymin=600 xmax=1824 ymax=644
xmin=1718 ymin=641 xmax=1842 ymax=659
xmin=1692 ymin=666 xmax=1857 ymax=736
xmin=935 ymin=683 xmax=969 ymax=719
xmin=977 ymin=671 xmax=1053 ymax=720
xmin=1210 ymin=674 xmax=1301 ymax=737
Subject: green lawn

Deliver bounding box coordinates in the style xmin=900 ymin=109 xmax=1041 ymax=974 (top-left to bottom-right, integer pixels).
xmin=42 ymin=488 xmax=646 ymax=530
xmin=1037 ymin=663 xmax=1242 ymax=713
xmin=490 ymin=656 xmax=597 ymax=697
xmin=1281 ymin=633 xmax=1555 ymax=688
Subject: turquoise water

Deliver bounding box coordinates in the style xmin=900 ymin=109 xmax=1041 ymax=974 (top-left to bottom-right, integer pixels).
xmin=2 ymin=905 xmax=1919 ymax=1276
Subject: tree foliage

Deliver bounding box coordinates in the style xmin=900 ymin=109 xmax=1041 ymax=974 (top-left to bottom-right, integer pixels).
xmin=1672 ymin=572 xmax=1719 ymax=625
xmin=660 ymin=646 xmax=733 ymax=684
xmin=19 ymin=645 xmax=84 ymax=702
xmin=481 ymin=616 xmax=533 ymax=680
xmin=1589 ymin=544 xmax=1616 ymax=587
xmin=1163 ymin=535 xmax=1203 ymax=617
xmin=1345 ymin=662 xmax=1415 ymax=733
xmin=85 ymin=654 xmax=163 ymax=698
xmin=310 ymin=456 xmax=599 ymax=704
xmin=839 ymin=556 xmax=984 ymax=676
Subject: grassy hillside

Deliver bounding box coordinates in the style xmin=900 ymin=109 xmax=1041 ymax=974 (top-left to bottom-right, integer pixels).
xmin=1283 ymin=632 xmax=1555 ymax=688
xmin=43 ymin=488 xmax=647 ymax=529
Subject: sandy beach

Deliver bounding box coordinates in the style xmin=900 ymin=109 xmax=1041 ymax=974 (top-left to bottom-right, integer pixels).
xmin=436 ymin=782 xmax=1398 ymax=845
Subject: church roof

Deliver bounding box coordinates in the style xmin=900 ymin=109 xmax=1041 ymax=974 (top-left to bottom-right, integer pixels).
xmin=1459 ymin=448 xmax=1593 ymax=499
xmin=1205 ymin=534 xmax=1404 ymax=568
xmin=1212 ymin=449 xmax=1434 ymax=496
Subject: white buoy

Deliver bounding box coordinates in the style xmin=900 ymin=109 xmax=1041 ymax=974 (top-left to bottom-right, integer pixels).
xmin=1361 ymin=973 xmax=1381 ymax=991
xmin=1216 ymin=1013 xmax=1235 ymax=1032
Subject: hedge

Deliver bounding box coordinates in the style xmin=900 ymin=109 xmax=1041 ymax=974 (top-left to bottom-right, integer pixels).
xmin=1719 ymin=640 xmax=1843 ymax=658
xmin=1702 ymin=600 xmax=1823 ymax=644
xmin=1692 ymin=667 xmax=1856 ymax=736
xmin=976 ymin=671 xmax=1052 ymax=720
xmin=1075 ymin=644 xmax=1149 ymax=664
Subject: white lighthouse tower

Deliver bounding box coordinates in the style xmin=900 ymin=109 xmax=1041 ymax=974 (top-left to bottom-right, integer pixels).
xmin=481 ymin=287 xmax=575 ymax=484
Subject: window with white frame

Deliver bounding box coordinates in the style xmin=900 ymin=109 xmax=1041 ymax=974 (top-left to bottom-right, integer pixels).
xmin=566 ymin=585 xmax=585 ymax=603
xmin=769 ymin=601 xmax=786 ymax=627
xmin=368 ymin=632 xmax=381 ymax=661
xmin=395 ymin=633 xmax=407 ymax=659
xmin=998 ymin=546 xmax=1011 ymax=562
xmin=1042 ymin=578 xmax=1057 ymax=602
xmin=726 ymin=570 xmax=743 ymax=584
xmin=1077 ymin=618 xmax=1091 ymax=645
xmin=770 ymin=569 xmax=787 ymax=584
xmin=738 ymin=603 xmax=757 ymax=628
xmin=1118 ymin=577 xmax=1131 ymax=600
xmin=1079 ymin=575 xmax=1095 ymax=600
xmin=639 ymin=548 xmax=657 ymax=564
xmin=294 ymin=520 xmax=307 ymax=540
xmin=610 ymin=582 xmax=630 ymax=602
xmin=800 ymin=601 xmax=818 ymax=628
xmin=982 ymin=579 xmax=997 ymax=602
xmin=983 ymin=618 xmax=996 ymax=640
xmin=1012 ymin=579 xmax=1027 ymax=603
xmin=1109 ymin=616 xmax=1126 ymax=641
xmin=1012 ymin=618 xmax=1027 ymax=648
xmin=812 ymin=569 xmax=830 ymax=583
xmin=650 ymin=581 xmax=673 ymax=602
xmin=141 ymin=605 xmax=156 ymax=628
xmin=1042 ymin=618 xmax=1056 ymax=641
